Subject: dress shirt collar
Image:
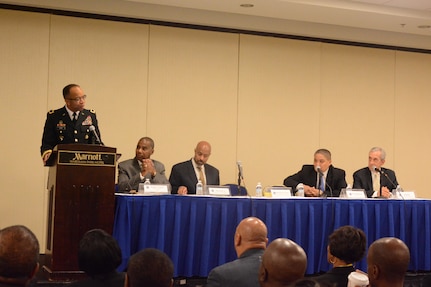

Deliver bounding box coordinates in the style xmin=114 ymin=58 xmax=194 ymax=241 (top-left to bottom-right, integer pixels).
xmin=65 ymin=105 xmax=79 ymax=120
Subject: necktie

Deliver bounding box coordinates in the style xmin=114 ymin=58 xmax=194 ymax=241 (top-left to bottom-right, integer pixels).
xmin=197 ymin=166 xmax=206 ymax=186
xmin=72 ymin=112 xmax=77 ymax=124
xmin=319 ymin=173 xmax=325 ymax=191
xmin=373 ymin=172 xmax=380 ymax=193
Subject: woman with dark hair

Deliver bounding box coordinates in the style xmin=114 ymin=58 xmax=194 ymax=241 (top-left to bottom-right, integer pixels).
xmin=315 ymin=225 xmax=366 ymax=287
xmin=69 ymin=229 xmax=125 ymax=287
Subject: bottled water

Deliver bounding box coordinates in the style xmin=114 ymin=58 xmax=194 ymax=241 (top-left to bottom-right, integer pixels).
xmin=196 ymin=180 xmax=203 ymax=195
xmin=296 ymin=183 xmax=304 ymax=197
xmin=144 ymin=178 xmax=151 ymax=186
xmin=255 ymin=182 xmax=263 ymax=197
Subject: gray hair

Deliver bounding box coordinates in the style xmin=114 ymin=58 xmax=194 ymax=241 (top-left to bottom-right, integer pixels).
xmin=369 ymin=147 xmax=386 ymax=160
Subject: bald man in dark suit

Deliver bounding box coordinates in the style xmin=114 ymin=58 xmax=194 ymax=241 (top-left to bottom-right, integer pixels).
xmin=169 ymin=141 xmax=219 ymax=194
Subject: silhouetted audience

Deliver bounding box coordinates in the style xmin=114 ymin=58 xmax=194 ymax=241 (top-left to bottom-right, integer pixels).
xmin=315 ymin=225 xmax=366 ymax=287
xmin=69 ymin=229 xmax=125 ymax=287
xmin=207 ymin=217 xmax=268 ymax=287
xmin=367 ymin=237 xmax=410 ymax=287
xmin=0 ymin=225 xmax=39 ymax=287
xmin=259 ymin=238 xmax=307 ymax=287
xmin=125 ymin=248 xmax=174 ymax=287
xmin=291 ymin=278 xmax=332 ymax=287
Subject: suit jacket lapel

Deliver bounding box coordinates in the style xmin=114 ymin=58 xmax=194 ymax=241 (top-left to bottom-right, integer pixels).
xmin=366 ymin=169 xmax=373 ymax=191
xmin=59 ymin=107 xmax=72 ymax=125
xmin=76 ymin=110 xmax=87 ymax=126
xmin=326 ymin=166 xmax=333 ymax=187
xmin=133 ymin=158 xmax=141 ymax=172
xmin=187 ymin=160 xmax=197 ymax=183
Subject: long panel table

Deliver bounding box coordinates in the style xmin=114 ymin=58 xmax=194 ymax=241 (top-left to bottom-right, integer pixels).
xmin=113 ymin=195 xmax=431 ymax=277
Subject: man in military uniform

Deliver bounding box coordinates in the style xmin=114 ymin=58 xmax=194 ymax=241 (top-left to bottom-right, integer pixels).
xmin=40 ymin=84 xmax=102 ymax=165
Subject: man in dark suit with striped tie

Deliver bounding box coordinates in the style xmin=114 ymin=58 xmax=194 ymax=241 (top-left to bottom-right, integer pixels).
xmin=169 ymin=140 xmax=219 ymax=194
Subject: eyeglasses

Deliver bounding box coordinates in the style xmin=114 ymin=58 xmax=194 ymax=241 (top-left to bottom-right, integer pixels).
xmin=66 ymin=95 xmax=87 ymax=103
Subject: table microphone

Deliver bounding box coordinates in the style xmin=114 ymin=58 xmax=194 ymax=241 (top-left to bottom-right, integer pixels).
xmin=316 ymin=166 xmax=332 ymax=197
xmin=237 ymin=161 xmax=244 ymax=179
xmin=374 ymin=167 xmax=397 ymax=190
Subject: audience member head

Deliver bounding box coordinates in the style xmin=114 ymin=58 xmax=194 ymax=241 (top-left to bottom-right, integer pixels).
xmin=291 ymin=278 xmax=330 ymax=287
xmin=259 ymin=238 xmax=307 ymax=287
xmin=327 ymin=225 xmax=366 ymax=266
xmin=367 ymin=237 xmax=410 ymax=287
xmin=0 ymin=225 xmax=40 ymax=286
xmin=368 ymin=147 xmax=386 ymax=171
xmin=314 ymin=149 xmax=332 ymax=172
xmin=126 ymin=248 xmax=174 ymax=287
xmin=78 ymin=229 xmax=122 ymax=278
xmin=234 ymin=217 xmax=268 ymax=257
xmin=193 ymin=141 xmax=212 ymax=167
xmin=62 ymin=84 xmax=86 ymax=112
xmin=135 ymin=137 xmax=155 ymax=161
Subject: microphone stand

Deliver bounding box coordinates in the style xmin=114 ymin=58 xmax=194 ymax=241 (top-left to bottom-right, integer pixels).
xmin=375 ymin=168 xmax=397 ymax=197
xmin=237 ymin=171 xmax=242 ymax=195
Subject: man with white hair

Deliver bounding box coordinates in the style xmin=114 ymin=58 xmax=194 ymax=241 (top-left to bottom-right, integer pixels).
xmin=353 ymin=147 xmax=399 ymax=198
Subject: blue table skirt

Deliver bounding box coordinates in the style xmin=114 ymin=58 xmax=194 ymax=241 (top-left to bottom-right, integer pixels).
xmin=113 ymin=195 xmax=431 ymax=277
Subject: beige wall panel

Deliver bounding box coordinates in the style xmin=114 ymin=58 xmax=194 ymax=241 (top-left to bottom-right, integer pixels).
xmin=48 ymin=16 xmax=149 ymax=162
xmin=394 ymin=51 xmax=431 ymax=198
xmin=3 ymin=8 xmax=431 ymax=254
xmin=238 ymin=35 xmax=321 ymax=190
xmin=0 ymin=10 xmax=49 ymax=244
xmin=146 ymin=26 xmax=239 ymax=184
xmin=320 ymin=44 xmax=396 ymax=185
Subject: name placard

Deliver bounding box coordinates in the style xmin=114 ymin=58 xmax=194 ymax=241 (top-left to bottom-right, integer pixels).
xmin=340 ymin=188 xmax=367 ymax=199
xmin=58 ymin=150 xmax=116 ymax=166
xmin=138 ymin=184 xmax=170 ymax=195
xmin=269 ymin=187 xmax=293 ymax=198
xmin=206 ymin=186 xmax=231 ymax=196
xmin=398 ymin=191 xmax=416 ymax=199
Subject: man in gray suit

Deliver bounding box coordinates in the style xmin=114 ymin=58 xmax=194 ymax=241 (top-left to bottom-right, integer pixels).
xmin=117 ymin=137 xmax=170 ymax=192
xmin=206 ymin=217 xmax=268 ymax=287
xmin=169 ymin=141 xmax=219 ymax=194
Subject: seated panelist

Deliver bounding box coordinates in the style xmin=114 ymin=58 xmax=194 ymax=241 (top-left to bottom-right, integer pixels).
xmin=353 ymin=147 xmax=398 ymax=198
xmin=117 ymin=137 xmax=170 ymax=192
xmin=283 ymin=149 xmax=347 ymax=197
xmin=169 ymin=141 xmax=219 ymax=195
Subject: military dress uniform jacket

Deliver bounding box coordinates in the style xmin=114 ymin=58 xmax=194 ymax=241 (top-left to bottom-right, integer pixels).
xmin=40 ymin=106 xmax=101 ymax=157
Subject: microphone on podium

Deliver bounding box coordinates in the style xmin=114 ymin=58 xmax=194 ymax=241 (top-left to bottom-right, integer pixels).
xmin=89 ymin=125 xmax=103 ymax=145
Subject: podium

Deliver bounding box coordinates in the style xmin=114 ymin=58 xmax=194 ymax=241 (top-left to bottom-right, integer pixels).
xmin=43 ymin=144 xmax=117 ymax=281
